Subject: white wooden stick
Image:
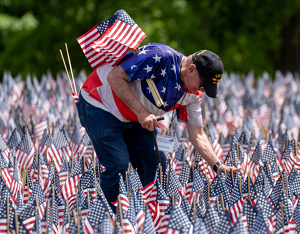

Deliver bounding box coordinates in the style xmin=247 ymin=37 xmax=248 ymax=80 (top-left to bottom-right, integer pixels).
xmin=65 ymin=43 xmax=77 ymax=94
xmin=59 ymin=50 xmax=75 ymax=93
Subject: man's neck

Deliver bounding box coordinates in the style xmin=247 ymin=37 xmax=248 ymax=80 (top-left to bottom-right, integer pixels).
xmin=180 ymin=56 xmax=187 ymax=82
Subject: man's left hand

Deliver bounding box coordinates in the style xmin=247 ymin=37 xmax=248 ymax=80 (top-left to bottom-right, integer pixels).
xmin=219 ymin=165 xmax=239 ymax=177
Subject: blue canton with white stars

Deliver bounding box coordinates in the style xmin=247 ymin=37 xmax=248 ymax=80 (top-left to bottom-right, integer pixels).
xmin=96 ymin=10 xmax=136 ymax=35
xmin=120 ymin=43 xmax=185 ymax=111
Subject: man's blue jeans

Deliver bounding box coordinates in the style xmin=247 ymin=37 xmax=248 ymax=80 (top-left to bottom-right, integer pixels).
xmin=76 ymin=93 xmax=166 ymax=211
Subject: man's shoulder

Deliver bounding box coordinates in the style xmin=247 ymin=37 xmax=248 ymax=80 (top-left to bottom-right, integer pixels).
xmin=142 ymin=43 xmax=181 ymax=55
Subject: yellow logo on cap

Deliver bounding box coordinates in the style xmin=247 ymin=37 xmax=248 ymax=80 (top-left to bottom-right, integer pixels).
xmin=196 ymin=50 xmax=207 ymax=56
xmin=211 ymin=74 xmax=223 ymax=84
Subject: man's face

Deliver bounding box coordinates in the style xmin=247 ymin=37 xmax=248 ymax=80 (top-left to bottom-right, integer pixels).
xmin=184 ymin=64 xmax=205 ymax=93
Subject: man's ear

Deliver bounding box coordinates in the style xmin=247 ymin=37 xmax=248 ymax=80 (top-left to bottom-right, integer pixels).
xmin=188 ymin=64 xmax=197 ymax=72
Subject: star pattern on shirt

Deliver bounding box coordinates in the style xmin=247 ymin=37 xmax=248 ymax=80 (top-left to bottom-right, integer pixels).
xmin=161 ymin=68 xmax=167 ymax=77
xmin=137 ymin=50 xmax=148 ymax=56
xmin=152 ymin=54 xmax=162 ymax=63
xmin=144 ymin=64 xmax=153 ymax=73
xmin=171 ymin=64 xmax=176 ymax=73
xmin=140 ymin=44 xmax=148 ymax=50
xmin=131 ymin=65 xmax=137 ymax=70
xmin=175 ymin=83 xmax=181 ymax=91
xmin=146 ymin=87 xmax=151 ymax=94
xmin=121 ymin=44 xmax=188 ymax=112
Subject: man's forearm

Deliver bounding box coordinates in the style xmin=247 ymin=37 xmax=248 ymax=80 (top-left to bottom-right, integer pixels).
xmin=194 ymin=134 xmax=220 ymax=167
xmin=111 ymin=77 xmax=146 ymax=115
xmin=107 ymin=65 xmax=158 ymax=130
xmin=107 ymin=66 xmax=147 ymax=116
xmin=187 ymin=124 xmax=220 ymax=168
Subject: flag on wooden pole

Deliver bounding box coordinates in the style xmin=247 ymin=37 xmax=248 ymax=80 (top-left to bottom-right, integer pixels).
xmin=77 ymin=9 xmax=147 ymax=70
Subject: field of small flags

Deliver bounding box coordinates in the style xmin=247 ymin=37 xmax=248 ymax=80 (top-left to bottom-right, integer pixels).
xmin=0 ymin=69 xmax=300 ymax=234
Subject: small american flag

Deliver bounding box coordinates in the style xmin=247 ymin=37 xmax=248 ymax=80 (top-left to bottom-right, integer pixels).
xmin=228 ymin=175 xmax=245 ymax=225
xmin=32 ymin=180 xmax=47 ymax=221
xmin=152 ymin=180 xmax=169 ymax=230
xmin=203 ymin=203 xmax=220 ymax=233
xmin=166 ymin=201 xmax=192 ymax=234
xmin=165 ymin=171 xmax=181 ymax=202
xmin=17 ymin=190 xmax=24 ymax=208
xmin=142 ymin=206 xmax=156 ymax=234
xmin=250 ymin=209 xmax=271 ymax=233
xmin=178 ymin=159 xmax=190 ymax=187
xmin=10 ymin=159 xmax=22 ymax=204
xmin=54 ymin=128 xmax=72 ymax=161
xmin=97 ymin=213 xmax=114 ymax=234
xmin=146 ymin=179 xmax=158 ymax=214
xmin=35 ymin=119 xmax=47 ymax=142
xmin=191 ymin=167 xmax=205 ymax=194
xmin=112 ymin=174 xmax=129 ymax=213
xmin=212 ymin=210 xmax=232 ymax=234
xmin=0 ymin=193 xmax=15 ymax=233
xmin=75 ymin=190 xmax=89 ymax=220
xmin=84 ymin=195 xmax=110 ymax=233
xmin=70 ymin=125 xmax=83 ymax=157
xmin=184 ymin=168 xmax=194 ymax=204
xmin=59 ymin=154 xmax=68 ymax=189
xmin=0 ymin=150 xmax=12 ymax=190
xmin=61 ymin=157 xmax=84 ymax=210
xmin=15 ymin=129 xmax=35 ymax=170
xmin=78 ymin=131 xmax=93 ymax=161
xmin=212 ymin=172 xmax=230 ymax=206
xmin=43 ymin=133 xmax=61 ymax=168
xmin=129 ymin=165 xmax=143 ymax=192
xmin=255 ymin=190 xmax=275 ymax=230
xmin=123 ymin=194 xmax=136 ymax=233
xmin=17 ymin=182 xmax=43 ymax=232
xmin=262 ymin=140 xmax=277 ymax=163
xmin=51 ymin=188 xmax=65 ymax=227
xmin=131 ymin=191 xmax=145 ymax=231
xmin=140 ymin=178 xmax=155 ymax=203
xmin=231 ymin=213 xmax=248 ymax=234
xmin=292 ymin=197 xmax=300 ymax=233
xmin=0 ymin=135 xmax=11 ymax=163
xmin=248 ymin=142 xmax=264 ymax=181
xmin=77 ymin=9 xmax=146 ymax=70
xmin=80 ymin=168 xmax=97 ymax=200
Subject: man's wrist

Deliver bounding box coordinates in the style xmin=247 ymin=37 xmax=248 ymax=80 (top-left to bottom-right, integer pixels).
xmin=213 ymin=161 xmax=224 ymax=174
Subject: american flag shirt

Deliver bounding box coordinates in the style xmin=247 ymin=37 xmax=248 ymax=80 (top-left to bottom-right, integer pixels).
xmin=81 ymin=43 xmax=203 ymax=126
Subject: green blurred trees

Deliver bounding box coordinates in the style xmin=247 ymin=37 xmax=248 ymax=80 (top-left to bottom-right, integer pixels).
xmin=0 ymin=0 xmax=300 ymax=79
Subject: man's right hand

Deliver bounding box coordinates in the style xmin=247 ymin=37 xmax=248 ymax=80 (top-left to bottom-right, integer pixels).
xmin=137 ymin=111 xmax=159 ymax=131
